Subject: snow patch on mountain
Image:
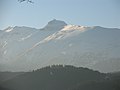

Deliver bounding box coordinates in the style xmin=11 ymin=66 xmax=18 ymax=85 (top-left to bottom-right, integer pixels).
xmin=61 ymin=25 xmax=87 ymax=31
xmin=61 ymin=51 xmax=67 ymax=55
xmin=3 ymin=50 xmax=7 ymax=55
xmin=2 ymin=41 xmax=7 ymax=48
xmin=19 ymin=34 xmax=33 ymax=41
xmin=42 ymin=25 xmax=89 ymax=42
xmin=5 ymin=26 xmax=14 ymax=32
xmin=68 ymin=43 xmax=73 ymax=47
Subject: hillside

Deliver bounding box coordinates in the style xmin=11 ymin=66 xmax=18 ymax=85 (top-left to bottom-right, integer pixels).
xmin=0 ymin=65 xmax=120 ymax=90
xmin=73 ymin=72 xmax=120 ymax=90
xmin=0 ymin=72 xmax=24 ymax=84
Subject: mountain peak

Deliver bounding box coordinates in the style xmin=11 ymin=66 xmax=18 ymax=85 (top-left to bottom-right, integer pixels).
xmin=42 ymin=19 xmax=67 ymax=31
xmin=48 ymin=19 xmax=67 ymax=25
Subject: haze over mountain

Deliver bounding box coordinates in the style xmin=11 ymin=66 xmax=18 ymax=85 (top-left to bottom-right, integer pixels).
xmin=0 ymin=19 xmax=120 ymax=72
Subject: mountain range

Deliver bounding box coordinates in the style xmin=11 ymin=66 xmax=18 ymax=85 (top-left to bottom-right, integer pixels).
xmin=0 ymin=19 xmax=120 ymax=72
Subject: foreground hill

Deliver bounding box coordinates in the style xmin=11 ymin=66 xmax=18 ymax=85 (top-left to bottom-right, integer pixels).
xmin=73 ymin=73 xmax=120 ymax=90
xmin=0 ymin=72 xmax=24 ymax=84
xmin=0 ymin=65 xmax=120 ymax=90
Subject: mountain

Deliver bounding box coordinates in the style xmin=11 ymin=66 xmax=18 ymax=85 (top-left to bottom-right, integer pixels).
xmin=0 ymin=65 xmax=120 ymax=90
xmin=0 ymin=19 xmax=120 ymax=72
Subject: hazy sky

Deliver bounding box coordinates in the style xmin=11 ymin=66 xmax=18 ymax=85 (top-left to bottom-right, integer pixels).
xmin=0 ymin=0 xmax=120 ymax=30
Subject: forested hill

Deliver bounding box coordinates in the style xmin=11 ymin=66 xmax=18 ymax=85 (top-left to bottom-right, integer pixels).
xmin=0 ymin=65 xmax=120 ymax=90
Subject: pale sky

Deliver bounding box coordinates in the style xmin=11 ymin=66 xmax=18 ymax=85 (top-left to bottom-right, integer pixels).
xmin=0 ymin=0 xmax=120 ymax=30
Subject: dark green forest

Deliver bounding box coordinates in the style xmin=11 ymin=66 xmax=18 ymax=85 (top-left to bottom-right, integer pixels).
xmin=0 ymin=65 xmax=120 ymax=90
